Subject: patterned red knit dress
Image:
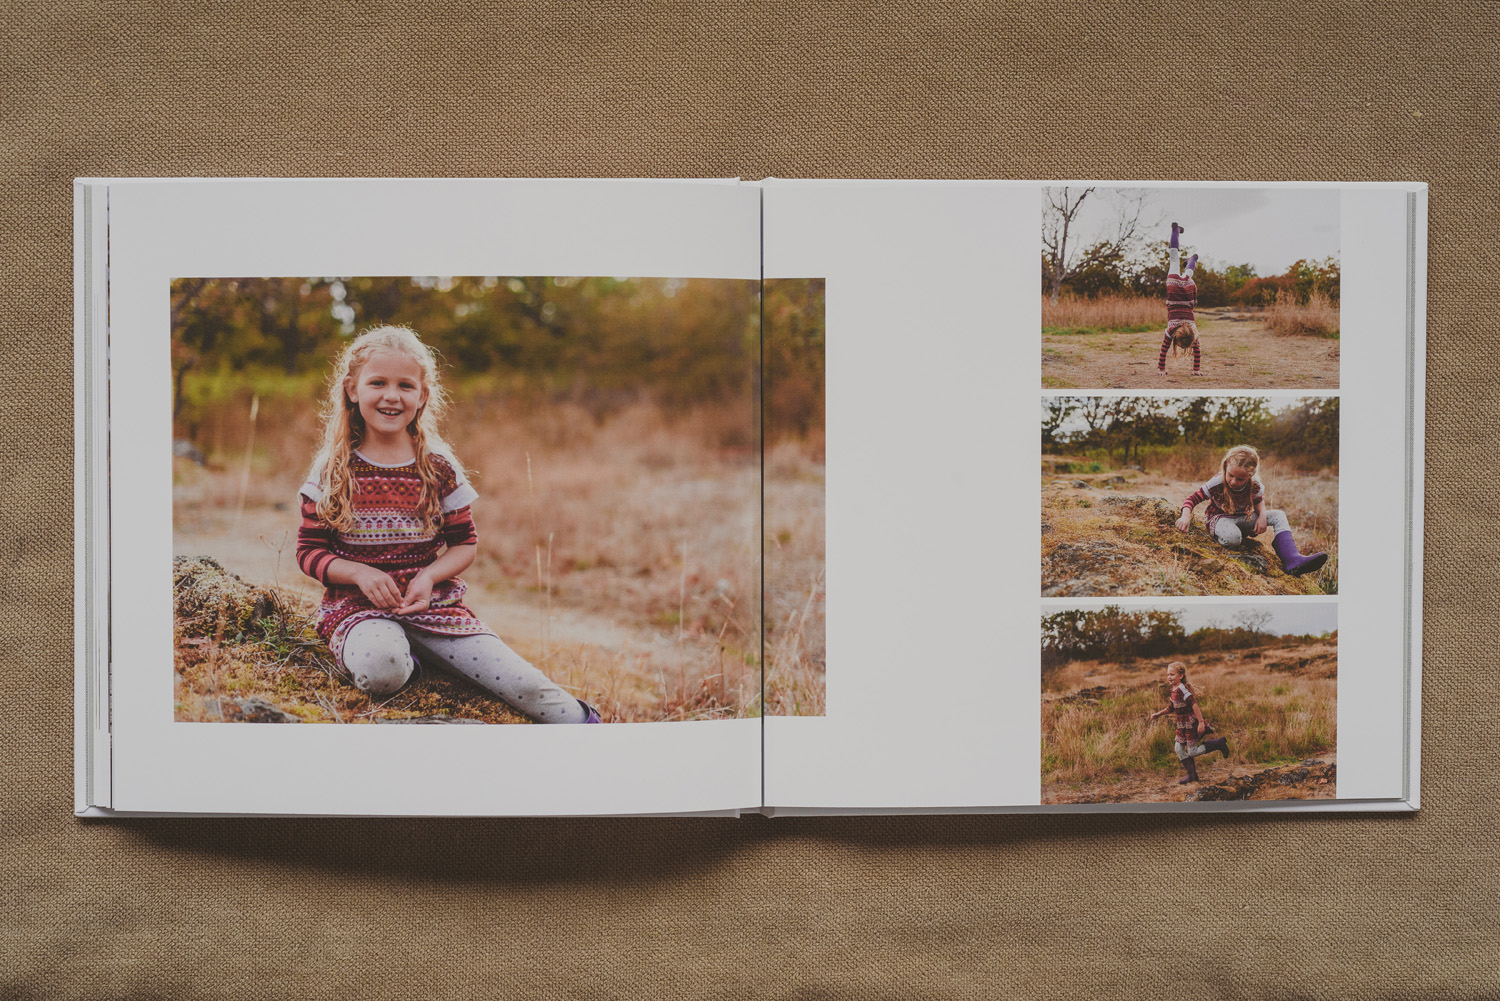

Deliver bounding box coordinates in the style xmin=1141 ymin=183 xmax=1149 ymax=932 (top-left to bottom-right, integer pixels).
xmin=296 ymin=452 xmax=496 ymax=661
xmin=1180 ymin=472 xmax=1264 ymax=536
xmin=1165 ymin=272 xmax=1197 ymax=333
xmin=1157 ymin=272 xmax=1202 ymax=372
xmin=1166 ymin=682 xmax=1202 ymax=748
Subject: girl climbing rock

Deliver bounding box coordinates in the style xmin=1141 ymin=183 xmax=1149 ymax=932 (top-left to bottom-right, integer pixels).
xmin=1175 ymin=444 xmax=1329 ymax=577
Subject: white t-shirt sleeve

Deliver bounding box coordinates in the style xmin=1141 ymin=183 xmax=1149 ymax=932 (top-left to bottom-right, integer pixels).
xmin=441 ymin=462 xmax=479 ymax=512
xmin=299 ymin=460 xmax=325 ymax=503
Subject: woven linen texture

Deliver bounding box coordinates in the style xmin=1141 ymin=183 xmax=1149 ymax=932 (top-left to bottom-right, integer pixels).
xmin=2 ymin=1 xmax=1495 ymax=996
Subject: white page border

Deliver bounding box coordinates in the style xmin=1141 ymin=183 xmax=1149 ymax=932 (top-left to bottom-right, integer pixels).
xmin=763 ymin=179 xmax=1421 ymax=811
xmin=103 ymin=178 xmax=762 ymax=816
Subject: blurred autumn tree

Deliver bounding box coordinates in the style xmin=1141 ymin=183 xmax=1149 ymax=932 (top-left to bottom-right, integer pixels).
xmin=1041 ymin=605 xmax=1334 ymax=671
xmin=762 ymin=278 xmax=826 ymax=446
xmin=171 ymin=275 xmax=767 ymax=434
xmin=1044 ymin=248 xmax=1340 ymax=309
xmin=1042 ymin=396 xmax=1338 ymax=469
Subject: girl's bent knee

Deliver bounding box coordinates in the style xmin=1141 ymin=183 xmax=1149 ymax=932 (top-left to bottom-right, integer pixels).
xmin=340 ymin=621 xmax=415 ymax=695
xmin=1214 ymin=523 xmax=1243 ymax=547
xmin=353 ymin=656 xmax=413 ymax=695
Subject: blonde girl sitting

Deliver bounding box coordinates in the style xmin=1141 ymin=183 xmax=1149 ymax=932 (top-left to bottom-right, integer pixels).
xmin=296 ymin=325 xmax=599 ymax=723
xmin=1175 ymin=444 xmax=1329 ymax=577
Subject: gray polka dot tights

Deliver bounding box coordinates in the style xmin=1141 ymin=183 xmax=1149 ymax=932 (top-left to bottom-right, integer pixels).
xmin=338 ymin=618 xmax=587 ymax=723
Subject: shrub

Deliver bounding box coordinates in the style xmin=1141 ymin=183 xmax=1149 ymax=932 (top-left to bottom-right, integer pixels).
xmin=1267 ymin=289 xmax=1338 ymax=337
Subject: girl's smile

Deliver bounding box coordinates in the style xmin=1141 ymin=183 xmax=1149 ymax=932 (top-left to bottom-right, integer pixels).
xmin=347 ymin=349 xmax=428 ymax=453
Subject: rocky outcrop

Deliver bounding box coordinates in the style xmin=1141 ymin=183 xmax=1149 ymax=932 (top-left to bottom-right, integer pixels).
xmin=1041 ymin=488 xmax=1327 ymax=597
xmin=201 ymin=696 xmax=301 ymax=723
xmin=1051 ymin=686 xmax=1109 ymax=706
xmin=173 ymin=556 xmax=282 ymax=634
xmin=1040 ymin=540 xmax=1130 ymax=597
xmin=1192 ymin=758 xmax=1336 ymax=802
xmin=1097 ymin=494 xmax=1179 ymax=527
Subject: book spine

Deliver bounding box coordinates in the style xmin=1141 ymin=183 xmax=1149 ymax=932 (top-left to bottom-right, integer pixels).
xmin=74 ymin=181 xmax=112 ymax=813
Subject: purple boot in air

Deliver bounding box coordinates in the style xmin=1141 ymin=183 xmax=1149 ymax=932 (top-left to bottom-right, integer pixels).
xmin=1185 ymin=253 xmax=1199 ymax=273
xmin=1170 ymin=222 xmax=1183 ymax=248
xmin=1272 ymin=531 xmax=1328 ymax=576
xmin=578 ymin=699 xmax=602 ymax=723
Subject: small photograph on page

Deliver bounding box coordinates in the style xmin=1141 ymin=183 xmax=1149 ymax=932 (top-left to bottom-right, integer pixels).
xmin=1040 ymin=602 xmax=1337 ymax=804
xmin=170 ymin=276 xmax=761 ymax=725
xmin=1041 ymin=396 xmax=1338 ymax=597
xmin=1041 ymin=186 xmax=1340 ymax=390
xmin=763 ymin=279 xmax=827 ymax=716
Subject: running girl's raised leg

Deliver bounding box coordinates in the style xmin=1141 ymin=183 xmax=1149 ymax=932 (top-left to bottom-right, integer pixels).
xmin=408 ymin=630 xmax=590 ymax=723
xmin=340 ymin=618 xmax=418 ymax=695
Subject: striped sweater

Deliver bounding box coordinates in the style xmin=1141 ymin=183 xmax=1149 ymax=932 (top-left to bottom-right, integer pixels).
xmin=297 ymin=451 xmax=494 ymax=658
xmin=1181 ymin=471 xmax=1264 ymax=533
xmin=1166 ymin=683 xmax=1203 ymax=746
xmin=1165 ymin=272 xmax=1197 ymax=328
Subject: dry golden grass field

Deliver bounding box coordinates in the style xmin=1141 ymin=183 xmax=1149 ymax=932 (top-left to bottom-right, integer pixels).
xmin=1041 ymin=641 xmax=1337 ymax=804
xmin=173 ymin=392 xmax=826 ymax=723
xmin=1040 ymin=457 xmax=1338 ymax=597
xmin=1042 ymin=297 xmax=1340 ymax=390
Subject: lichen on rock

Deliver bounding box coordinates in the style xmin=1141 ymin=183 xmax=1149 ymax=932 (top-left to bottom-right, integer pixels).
xmin=173 ymin=555 xmax=281 ymax=635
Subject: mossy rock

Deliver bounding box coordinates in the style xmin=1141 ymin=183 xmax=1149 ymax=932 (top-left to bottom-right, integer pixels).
xmin=173 ymin=555 xmax=281 ymax=635
xmin=1097 ymin=494 xmax=1179 ymax=528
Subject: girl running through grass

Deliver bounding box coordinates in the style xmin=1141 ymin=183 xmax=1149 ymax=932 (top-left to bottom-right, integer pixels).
xmin=1147 ymin=662 xmax=1229 ymax=784
xmin=1174 ymin=444 xmax=1329 ymax=577
xmin=296 ymin=325 xmax=600 ymax=723
xmin=1157 ymin=221 xmax=1203 ymax=377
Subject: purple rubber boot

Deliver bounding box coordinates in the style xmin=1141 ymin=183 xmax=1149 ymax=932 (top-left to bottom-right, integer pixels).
xmin=1204 ymin=736 xmax=1230 ymax=758
xmin=1185 ymin=253 xmax=1199 ymax=273
xmin=1170 ymin=222 xmax=1183 ymax=248
xmin=1272 ymin=531 xmax=1328 ymax=576
xmin=1178 ymin=756 xmax=1200 ymax=784
xmin=578 ymin=699 xmax=602 ymax=724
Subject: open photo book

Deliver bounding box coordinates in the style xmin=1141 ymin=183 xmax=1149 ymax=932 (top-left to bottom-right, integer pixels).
xmin=74 ymin=177 xmax=1425 ymax=816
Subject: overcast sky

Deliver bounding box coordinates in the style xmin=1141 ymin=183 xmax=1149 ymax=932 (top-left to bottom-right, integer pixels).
xmin=1173 ymin=602 xmax=1337 ymax=635
xmin=1042 ymin=395 xmax=1330 ymax=438
xmin=1044 ymin=185 xmax=1341 ymax=275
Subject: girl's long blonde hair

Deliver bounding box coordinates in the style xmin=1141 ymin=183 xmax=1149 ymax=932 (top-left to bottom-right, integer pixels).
xmin=309 ymin=325 xmax=464 ymax=533
xmin=1171 ymin=321 xmax=1199 ymax=357
xmin=1217 ymin=444 xmax=1262 ymax=516
xmin=1167 ymin=661 xmax=1195 ymax=698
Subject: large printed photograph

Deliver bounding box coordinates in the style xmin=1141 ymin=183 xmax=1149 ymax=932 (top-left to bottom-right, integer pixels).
xmin=170 ymin=275 xmax=818 ymax=725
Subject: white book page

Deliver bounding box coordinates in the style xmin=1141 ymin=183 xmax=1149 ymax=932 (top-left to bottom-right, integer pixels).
xmin=103 ymin=178 xmax=761 ymax=816
xmin=762 ymin=179 xmax=1420 ymax=812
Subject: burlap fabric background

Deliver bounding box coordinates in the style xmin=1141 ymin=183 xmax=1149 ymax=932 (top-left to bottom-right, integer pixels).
xmin=3 ymin=2 xmax=1495 ymax=997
